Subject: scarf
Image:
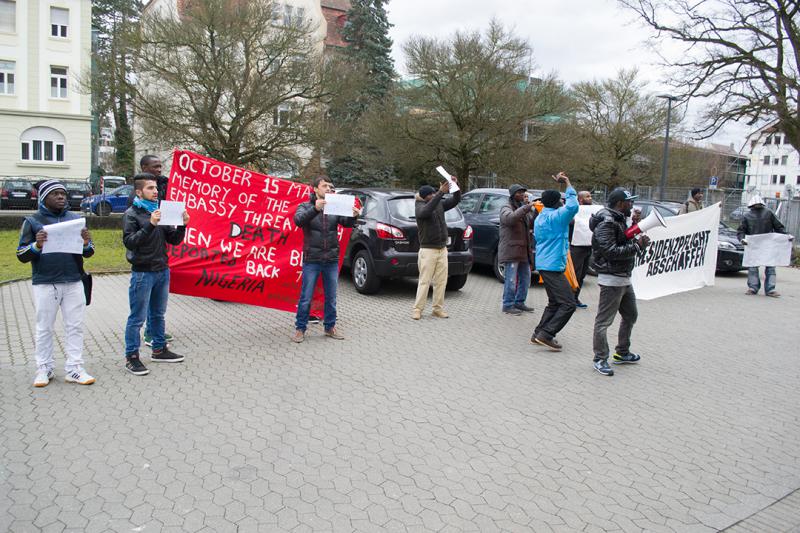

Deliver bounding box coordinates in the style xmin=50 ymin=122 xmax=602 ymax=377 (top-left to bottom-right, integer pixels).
xmin=134 ymin=197 xmax=158 ymax=213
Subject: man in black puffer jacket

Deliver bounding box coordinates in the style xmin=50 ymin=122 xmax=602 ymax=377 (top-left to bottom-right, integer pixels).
xmin=412 ymin=179 xmax=461 ymax=320
xmin=737 ymin=194 xmax=791 ymax=297
xmin=588 ymin=187 xmax=651 ymax=377
xmin=122 ymin=173 xmax=188 ymax=376
xmin=292 ymin=176 xmax=360 ymax=343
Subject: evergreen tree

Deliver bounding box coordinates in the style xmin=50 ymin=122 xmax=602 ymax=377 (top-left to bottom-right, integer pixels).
xmin=325 ymin=0 xmax=396 ymax=187
xmin=341 ymin=0 xmax=395 ymax=111
xmin=91 ymin=0 xmax=142 ymax=176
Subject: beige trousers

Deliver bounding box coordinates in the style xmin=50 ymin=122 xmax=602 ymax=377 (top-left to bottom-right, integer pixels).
xmin=414 ymin=247 xmax=449 ymax=312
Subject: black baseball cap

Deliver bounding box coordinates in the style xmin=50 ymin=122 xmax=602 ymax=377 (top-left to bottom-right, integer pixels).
xmin=607 ymin=187 xmax=638 ymax=206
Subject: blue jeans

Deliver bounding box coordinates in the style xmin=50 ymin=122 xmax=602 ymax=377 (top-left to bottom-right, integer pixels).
xmin=747 ymin=266 xmax=776 ymax=294
xmin=125 ymin=269 xmax=170 ymax=356
xmin=502 ymin=261 xmax=531 ymax=309
xmin=295 ymin=262 xmax=338 ymax=332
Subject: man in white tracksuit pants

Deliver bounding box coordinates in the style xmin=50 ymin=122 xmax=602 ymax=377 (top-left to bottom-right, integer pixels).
xmin=16 ymin=179 xmax=96 ymax=387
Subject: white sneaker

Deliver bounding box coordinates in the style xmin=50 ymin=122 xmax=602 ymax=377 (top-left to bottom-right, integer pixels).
xmin=65 ymin=369 xmax=96 ymax=385
xmin=33 ymin=369 xmax=55 ymax=388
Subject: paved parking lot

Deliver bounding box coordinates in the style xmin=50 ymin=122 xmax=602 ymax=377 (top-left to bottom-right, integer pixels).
xmin=1 ymin=267 xmax=799 ymax=532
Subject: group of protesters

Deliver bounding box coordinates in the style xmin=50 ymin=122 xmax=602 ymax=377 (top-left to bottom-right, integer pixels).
xmin=16 ymin=161 xmax=791 ymax=386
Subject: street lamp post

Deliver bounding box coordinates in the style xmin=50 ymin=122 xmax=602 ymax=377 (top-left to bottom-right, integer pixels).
xmin=657 ymin=94 xmax=678 ymax=201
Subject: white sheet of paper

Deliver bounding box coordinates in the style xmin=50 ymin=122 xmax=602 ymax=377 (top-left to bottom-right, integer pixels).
xmin=158 ymin=201 xmax=186 ymax=226
xmin=742 ymin=233 xmax=793 ymax=267
xmin=436 ymin=166 xmax=460 ymax=193
xmin=42 ymin=218 xmax=85 ymax=255
xmin=323 ymin=194 xmax=355 ymax=217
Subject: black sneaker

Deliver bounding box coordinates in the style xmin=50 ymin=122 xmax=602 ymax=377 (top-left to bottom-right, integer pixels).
xmin=308 ymin=315 xmax=321 ymax=324
xmin=612 ymin=352 xmax=641 ymax=364
xmin=502 ymin=307 xmax=522 ymax=315
xmin=126 ymin=357 xmax=150 ymax=376
xmin=594 ymin=360 xmax=614 ymax=376
xmin=151 ymin=348 xmax=185 ymax=363
xmin=514 ymin=304 xmax=535 ymax=313
xmin=575 ymin=301 xmax=588 ymax=309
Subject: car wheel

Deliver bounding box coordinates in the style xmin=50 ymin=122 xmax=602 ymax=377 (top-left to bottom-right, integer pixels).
xmin=97 ymin=202 xmax=112 ymax=216
xmin=446 ymin=273 xmax=468 ymax=291
xmin=493 ymin=253 xmax=505 ymax=283
xmin=351 ymin=250 xmax=381 ymax=294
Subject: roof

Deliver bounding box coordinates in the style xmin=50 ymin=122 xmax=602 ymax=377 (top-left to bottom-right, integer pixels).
xmin=320 ymin=0 xmax=350 ymax=11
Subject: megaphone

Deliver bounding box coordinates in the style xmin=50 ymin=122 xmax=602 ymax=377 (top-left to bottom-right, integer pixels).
xmin=625 ymin=209 xmax=666 ymax=239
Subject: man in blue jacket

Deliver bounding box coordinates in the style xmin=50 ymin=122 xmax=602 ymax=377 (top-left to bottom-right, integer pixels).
xmin=531 ymin=172 xmax=579 ymax=351
xmin=17 ymin=180 xmax=96 ymax=387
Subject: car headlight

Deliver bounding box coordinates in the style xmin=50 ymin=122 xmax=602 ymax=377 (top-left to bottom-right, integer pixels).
xmin=718 ymin=241 xmax=736 ymax=250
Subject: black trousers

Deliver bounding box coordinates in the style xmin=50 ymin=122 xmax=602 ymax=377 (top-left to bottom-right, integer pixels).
xmin=570 ymin=245 xmax=593 ymax=301
xmin=592 ymin=284 xmax=638 ymax=361
xmin=533 ymin=270 xmax=577 ymax=341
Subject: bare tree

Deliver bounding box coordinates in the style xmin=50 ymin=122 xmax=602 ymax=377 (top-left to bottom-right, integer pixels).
xmin=385 ymin=20 xmax=568 ymax=184
xmin=620 ymin=0 xmax=800 ymax=151
xmin=571 ymin=68 xmax=670 ymax=188
xmin=132 ymin=0 xmax=333 ymax=171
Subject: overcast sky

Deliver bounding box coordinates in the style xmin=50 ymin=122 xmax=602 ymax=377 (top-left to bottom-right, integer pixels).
xmin=385 ymin=0 xmax=749 ymax=148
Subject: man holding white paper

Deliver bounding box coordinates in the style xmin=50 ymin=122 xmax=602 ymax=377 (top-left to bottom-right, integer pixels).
xmin=737 ymin=195 xmax=792 ymax=297
xmin=292 ymin=176 xmax=360 ymax=343
xmin=16 ymin=180 xmax=96 ymax=387
xmin=123 ymin=173 xmax=189 ymax=375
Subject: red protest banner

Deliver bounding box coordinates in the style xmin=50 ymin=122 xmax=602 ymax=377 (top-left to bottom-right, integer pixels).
xmin=165 ymin=150 xmax=351 ymax=313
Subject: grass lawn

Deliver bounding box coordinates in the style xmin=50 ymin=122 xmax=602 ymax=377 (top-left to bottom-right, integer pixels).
xmin=1 ymin=228 xmax=129 ymax=284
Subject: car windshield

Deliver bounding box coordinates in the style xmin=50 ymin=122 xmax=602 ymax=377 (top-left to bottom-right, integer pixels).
xmin=6 ymin=181 xmax=30 ymax=188
xmin=66 ymin=183 xmax=88 ymax=190
xmin=388 ymin=197 xmax=462 ymax=222
xmin=108 ymin=185 xmax=130 ymax=195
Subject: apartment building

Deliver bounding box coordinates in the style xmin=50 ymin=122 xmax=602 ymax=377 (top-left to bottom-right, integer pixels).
xmin=0 ymin=0 xmax=92 ymax=179
xmin=742 ymin=122 xmax=800 ymax=199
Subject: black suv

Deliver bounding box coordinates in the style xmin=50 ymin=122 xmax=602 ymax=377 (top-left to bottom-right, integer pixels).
xmin=338 ymin=188 xmax=473 ymax=294
xmin=0 ymin=178 xmax=37 ymax=209
xmin=460 ymin=188 xmax=543 ymax=282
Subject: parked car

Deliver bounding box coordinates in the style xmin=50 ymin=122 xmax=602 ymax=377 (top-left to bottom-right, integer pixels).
xmin=81 ymin=184 xmax=134 ymax=216
xmin=634 ymin=200 xmax=745 ymax=272
xmin=337 ymin=188 xmax=473 ymax=294
xmin=0 ymin=178 xmax=37 ymax=209
xmin=89 ymin=175 xmax=127 ymax=195
xmin=459 ymin=188 xmax=542 ymax=282
xmin=65 ymin=181 xmax=92 ymax=211
xmin=727 ymin=205 xmax=748 ymax=222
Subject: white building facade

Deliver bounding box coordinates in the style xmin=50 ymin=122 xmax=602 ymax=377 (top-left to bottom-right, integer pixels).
xmin=0 ymin=0 xmax=92 ymax=179
xmin=742 ymin=123 xmax=800 ymax=200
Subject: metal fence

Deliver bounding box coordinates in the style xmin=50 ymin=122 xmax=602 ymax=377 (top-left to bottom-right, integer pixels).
xmin=589 ymin=185 xmax=800 ymax=239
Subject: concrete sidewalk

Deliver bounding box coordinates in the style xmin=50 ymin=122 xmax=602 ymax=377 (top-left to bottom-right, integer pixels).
xmin=1 ymin=267 xmax=799 ymax=532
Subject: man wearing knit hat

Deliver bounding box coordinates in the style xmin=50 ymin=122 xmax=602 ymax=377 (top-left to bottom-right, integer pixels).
xmin=531 ymin=172 xmax=579 ymax=350
xmin=412 ymin=177 xmax=461 ymax=320
xmin=16 ymin=179 xmax=97 ymax=387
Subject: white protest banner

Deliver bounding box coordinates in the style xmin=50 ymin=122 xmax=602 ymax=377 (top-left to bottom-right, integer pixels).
xmin=631 ymin=203 xmax=720 ymax=300
xmin=41 ymin=218 xmax=85 ymax=255
xmin=572 ymin=204 xmax=603 ymax=246
xmin=435 ymin=166 xmax=460 ymax=193
xmin=742 ymin=233 xmax=792 ymax=267
xmin=323 ymin=193 xmax=355 ymax=217
xmin=158 ymin=200 xmax=186 ymax=226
